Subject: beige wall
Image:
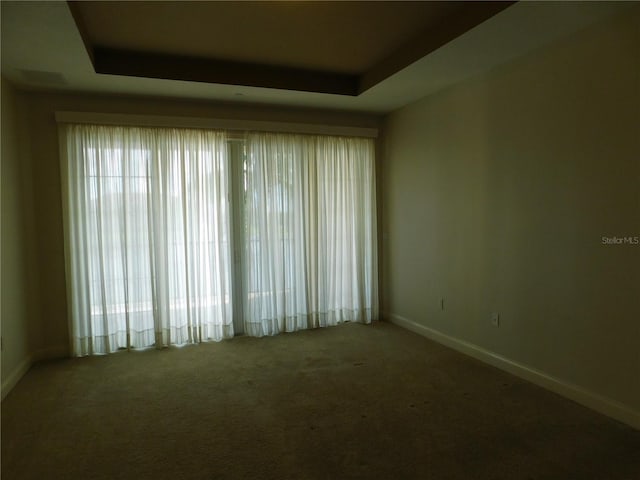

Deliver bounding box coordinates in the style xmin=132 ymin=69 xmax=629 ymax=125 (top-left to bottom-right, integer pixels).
xmin=1 ymin=78 xmax=40 ymax=396
xmin=19 ymin=91 xmax=382 ymax=358
xmin=382 ymin=8 xmax=640 ymax=413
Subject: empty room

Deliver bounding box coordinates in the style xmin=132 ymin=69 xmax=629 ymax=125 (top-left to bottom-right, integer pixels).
xmin=1 ymin=1 xmax=639 ymax=479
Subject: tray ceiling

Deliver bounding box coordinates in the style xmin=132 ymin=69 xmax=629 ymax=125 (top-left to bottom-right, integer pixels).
xmin=69 ymin=1 xmax=511 ymax=96
xmin=1 ymin=1 xmax=633 ymax=113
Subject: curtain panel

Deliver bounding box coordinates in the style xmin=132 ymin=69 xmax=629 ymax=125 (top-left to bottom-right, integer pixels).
xmin=243 ymin=133 xmax=378 ymax=336
xmin=61 ymin=124 xmax=233 ymax=355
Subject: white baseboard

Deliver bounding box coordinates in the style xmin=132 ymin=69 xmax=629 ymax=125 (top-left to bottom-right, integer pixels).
xmin=387 ymin=313 xmax=640 ymax=431
xmin=1 ymin=345 xmax=69 ymax=401
xmin=1 ymin=355 xmax=33 ymax=401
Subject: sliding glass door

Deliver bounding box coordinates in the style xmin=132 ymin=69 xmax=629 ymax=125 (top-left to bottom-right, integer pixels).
xmin=242 ymin=133 xmax=378 ymax=336
xmin=60 ymin=124 xmax=377 ymax=356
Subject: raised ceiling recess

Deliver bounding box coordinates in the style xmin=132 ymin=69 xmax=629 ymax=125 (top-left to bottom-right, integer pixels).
xmin=68 ymin=1 xmax=513 ymax=96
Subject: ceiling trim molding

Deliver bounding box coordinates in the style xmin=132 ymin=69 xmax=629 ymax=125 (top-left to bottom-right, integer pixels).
xmin=54 ymin=111 xmax=379 ymax=138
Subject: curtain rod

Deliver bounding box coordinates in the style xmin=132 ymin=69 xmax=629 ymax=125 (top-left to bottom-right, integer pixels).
xmin=54 ymin=111 xmax=378 ymax=138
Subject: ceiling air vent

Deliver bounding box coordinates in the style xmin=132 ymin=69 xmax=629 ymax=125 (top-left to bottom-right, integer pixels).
xmin=19 ymin=69 xmax=67 ymax=86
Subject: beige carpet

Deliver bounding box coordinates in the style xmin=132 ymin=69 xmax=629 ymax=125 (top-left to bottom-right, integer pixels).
xmin=2 ymin=321 xmax=639 ymax=480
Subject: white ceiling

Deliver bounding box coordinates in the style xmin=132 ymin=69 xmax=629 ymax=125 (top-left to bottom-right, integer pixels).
xmin=0 ymin=1 xmax=632 ymax=114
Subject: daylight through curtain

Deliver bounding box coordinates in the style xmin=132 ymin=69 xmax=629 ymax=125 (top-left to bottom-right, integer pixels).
xmin=243 ymin=133 xmax=378 ymax=336
xmin=61 ymin=124 xmax=378 ymax=356
xmin=61 ymin=124 xmax=233 ymax=355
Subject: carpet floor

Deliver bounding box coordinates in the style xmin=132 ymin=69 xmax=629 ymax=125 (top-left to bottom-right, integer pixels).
xmin=2 ymin=321 xmax=639 ymax=480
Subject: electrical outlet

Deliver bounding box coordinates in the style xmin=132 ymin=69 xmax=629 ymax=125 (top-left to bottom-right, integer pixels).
xmin=491 ymin=312 xmax=500 ymax=327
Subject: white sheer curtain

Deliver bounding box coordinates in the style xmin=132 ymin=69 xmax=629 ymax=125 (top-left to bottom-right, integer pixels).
xmin=243 ymin=133 xmax=378 ymax=336
xmin=61 ymin=124 xmax=233 ymax=355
